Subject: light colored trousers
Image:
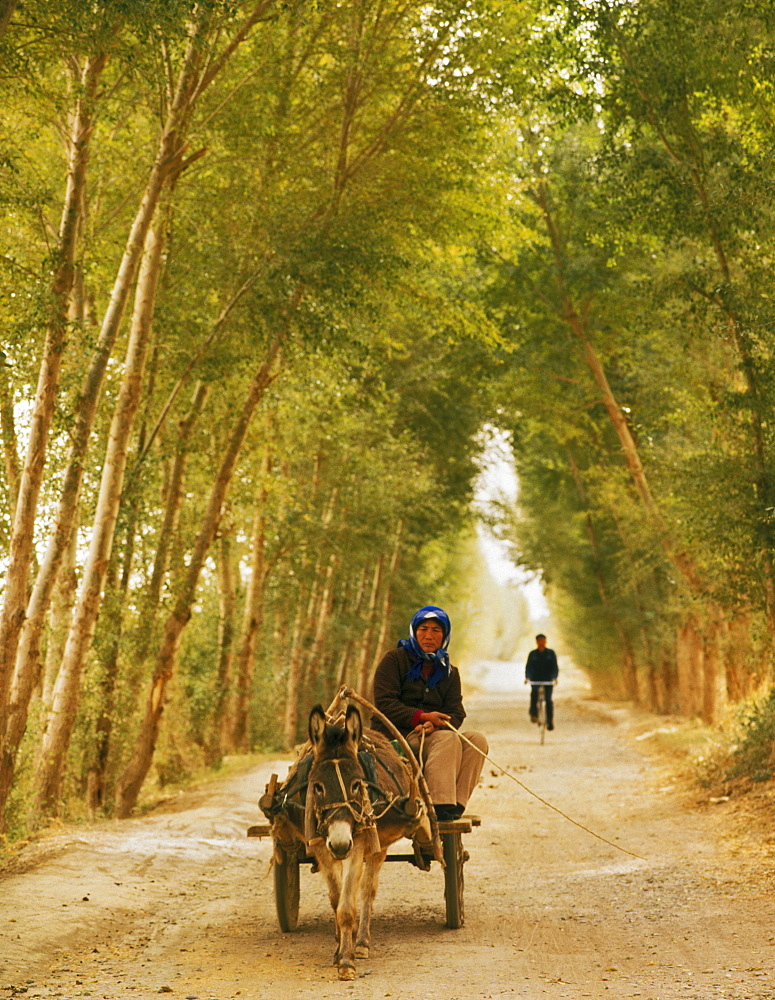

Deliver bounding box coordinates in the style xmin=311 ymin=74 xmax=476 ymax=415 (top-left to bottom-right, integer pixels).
xmin=407 ymin=728 xmax=488 ymax=807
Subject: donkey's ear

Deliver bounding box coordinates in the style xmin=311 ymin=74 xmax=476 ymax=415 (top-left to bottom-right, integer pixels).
xmin=345 ymin=704 xmax=362 ymax=746
xmin=309 ymin=705 xmax=327 ymax=747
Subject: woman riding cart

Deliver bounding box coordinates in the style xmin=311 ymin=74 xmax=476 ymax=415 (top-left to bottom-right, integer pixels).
xmin=370 ymin=605 xmax=488 ymax=823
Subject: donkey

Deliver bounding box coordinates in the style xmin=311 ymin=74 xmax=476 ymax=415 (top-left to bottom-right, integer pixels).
xmin=305 ymin=703 xmax=432 ymax=980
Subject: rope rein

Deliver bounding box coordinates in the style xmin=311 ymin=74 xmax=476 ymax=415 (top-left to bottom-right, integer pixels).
xmin=336 ymin=685 xmax=646 ymax=863
xmin=440 ymin=719 xmax=647 ymax=862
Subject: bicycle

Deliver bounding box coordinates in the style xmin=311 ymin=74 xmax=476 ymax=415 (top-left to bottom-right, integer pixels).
xmin=528 ymin=681 xmax=556 ymax=745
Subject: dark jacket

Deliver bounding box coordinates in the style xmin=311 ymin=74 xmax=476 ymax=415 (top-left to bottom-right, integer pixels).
xmin=370 ymin=646 xmax=466 ymax=737
xmin=525 ymin=647 xmax=559 ymax=682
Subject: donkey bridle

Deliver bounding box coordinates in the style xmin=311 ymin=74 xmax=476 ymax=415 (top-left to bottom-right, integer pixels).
xmin=310 ymin=757 xmax=373 ymax=830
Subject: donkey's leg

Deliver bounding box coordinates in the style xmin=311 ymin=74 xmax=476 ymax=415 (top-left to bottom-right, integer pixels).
xmin=355 ymin=846 xmax=387 ymax=958
xmin=314 ymin=848 xmax=343 ymax=965
xmin=335 ymin=838 xmax=365 ymax=980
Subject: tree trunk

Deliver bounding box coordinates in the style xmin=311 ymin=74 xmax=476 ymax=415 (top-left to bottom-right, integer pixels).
xmin=0 ymin=354 xmax=20 ymax=526
xmin=32 ymin=207 xmax=167 ymax=821
xmin=113 ymin=335 xmax=284 ymax=818
xmin=281 ymin=473 xmax=338 ymax=747
xmin=229 ymin=448 xmax=271 ymax=753
xmin=0 ymin=0 xmax=18 ymax=39
xmin=282 ymin=596 xmax=309 ymax=750
xmin=333 ymin=567 xmax=368 ymax=690
xmin=0 ymin=27 xmax=206 ymax=790
xmin=724 ymin=614 xmax=752 ymax=702
xmin=335 ymin=646 xmax=352 ymax=690
xmin=204 ymin=524 xmax=238 ymax=766
xmin=2 ymin=6 xmax=284 ymax=822
xmin=606 ymin=502 xmax=667 ymax=710
xmin=372 ymin=519 xmax=403 ymax=679
xmin=579 ymin=331 xmax=704 ymax=594
xmin=298 ymin=488 xmax=341 ymax=704
xmin=42 ymin=524 xmax=79 ymax=709
xmin=149 ymin=382 xmax=209 ymax=610
xmin=0 ymin=526 xmax=80 ymax=829
xmin=355 ymin=552 xmax=386 ymax=694
xmin=702 ymin=618 xmax=726 ymax=724
xmin=0 ymin=52 xmax=105 ymax=721
xmin=300 ymin=554 xmax=339 ymax=705
xmin=86 ymin=493 xmax=140 ymax=816
xmin=12 ymin=3 xmax=258 ymax=715
xmin=675 ymin=618 xmax=704 ymax=718
xmin=658 ymin=646 xmax=676 ymax=715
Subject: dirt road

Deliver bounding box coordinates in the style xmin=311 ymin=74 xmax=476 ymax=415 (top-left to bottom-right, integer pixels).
xmin=2 ymin=665 xmax=774 ymax=1000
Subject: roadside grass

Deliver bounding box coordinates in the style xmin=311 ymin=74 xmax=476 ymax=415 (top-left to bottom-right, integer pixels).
xmin=631 ymin=691 xmax=775 ymax=846
xmin=626 ymin=692 xmax=775 ymax=845
xmin=691 ymin=689 xmax=775 ymax=794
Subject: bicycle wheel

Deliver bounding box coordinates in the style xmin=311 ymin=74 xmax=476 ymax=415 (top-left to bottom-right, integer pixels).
xmin=537 ymin=689 xmax=547 ymax=745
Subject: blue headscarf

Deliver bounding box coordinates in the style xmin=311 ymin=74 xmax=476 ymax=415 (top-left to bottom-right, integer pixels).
xmin=397 ymin=605 xmax=452 ymax=690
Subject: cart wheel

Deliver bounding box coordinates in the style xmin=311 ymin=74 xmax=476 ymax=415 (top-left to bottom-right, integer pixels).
xmin=274 ymin=844 xmax=300 ymax=932
xmin=442 ymin=831 xmax=466 ymax=929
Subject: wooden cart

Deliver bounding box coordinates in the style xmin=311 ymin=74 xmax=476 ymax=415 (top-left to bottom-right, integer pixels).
xmin=248 ymin=814 xmax=480 ymax=931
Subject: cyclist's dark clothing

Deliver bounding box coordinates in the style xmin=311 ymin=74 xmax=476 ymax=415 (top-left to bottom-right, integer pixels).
xmin=525 ymin=647 xmax=559 ymax=682
xmin=525 ymin=647 xmax=558 ymax=727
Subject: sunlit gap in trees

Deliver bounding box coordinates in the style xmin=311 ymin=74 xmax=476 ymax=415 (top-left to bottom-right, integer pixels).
xmin=472 ymin=423 xmax=548 ymax=623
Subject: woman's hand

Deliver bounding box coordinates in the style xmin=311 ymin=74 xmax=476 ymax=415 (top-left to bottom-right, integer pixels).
xmin=418 ymin=711 xmax=451 ymax=731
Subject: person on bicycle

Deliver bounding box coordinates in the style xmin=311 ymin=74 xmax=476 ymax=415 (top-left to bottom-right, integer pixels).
xmin=525 ymin=633 xmax=559 ymax=730
xmin=371 ymin=605 xmax=488 ymax=822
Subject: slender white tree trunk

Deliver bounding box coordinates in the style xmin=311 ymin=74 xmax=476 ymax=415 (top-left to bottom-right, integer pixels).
xmin=0 ymin=30 xmax=204 ymax=824
xmin=33 ymin=209 xmax=167 ymax=819
xmin=42 ymin=524 xmax=79 ymax=709
xmin=204 ymin=525 xmax=238 ymax=765
xmin=0 ymin=53 xmax=106 ymax=724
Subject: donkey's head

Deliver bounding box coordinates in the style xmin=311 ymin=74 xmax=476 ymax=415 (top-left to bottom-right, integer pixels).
xmin=307 ymin=704 xmax=366 ymax=860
